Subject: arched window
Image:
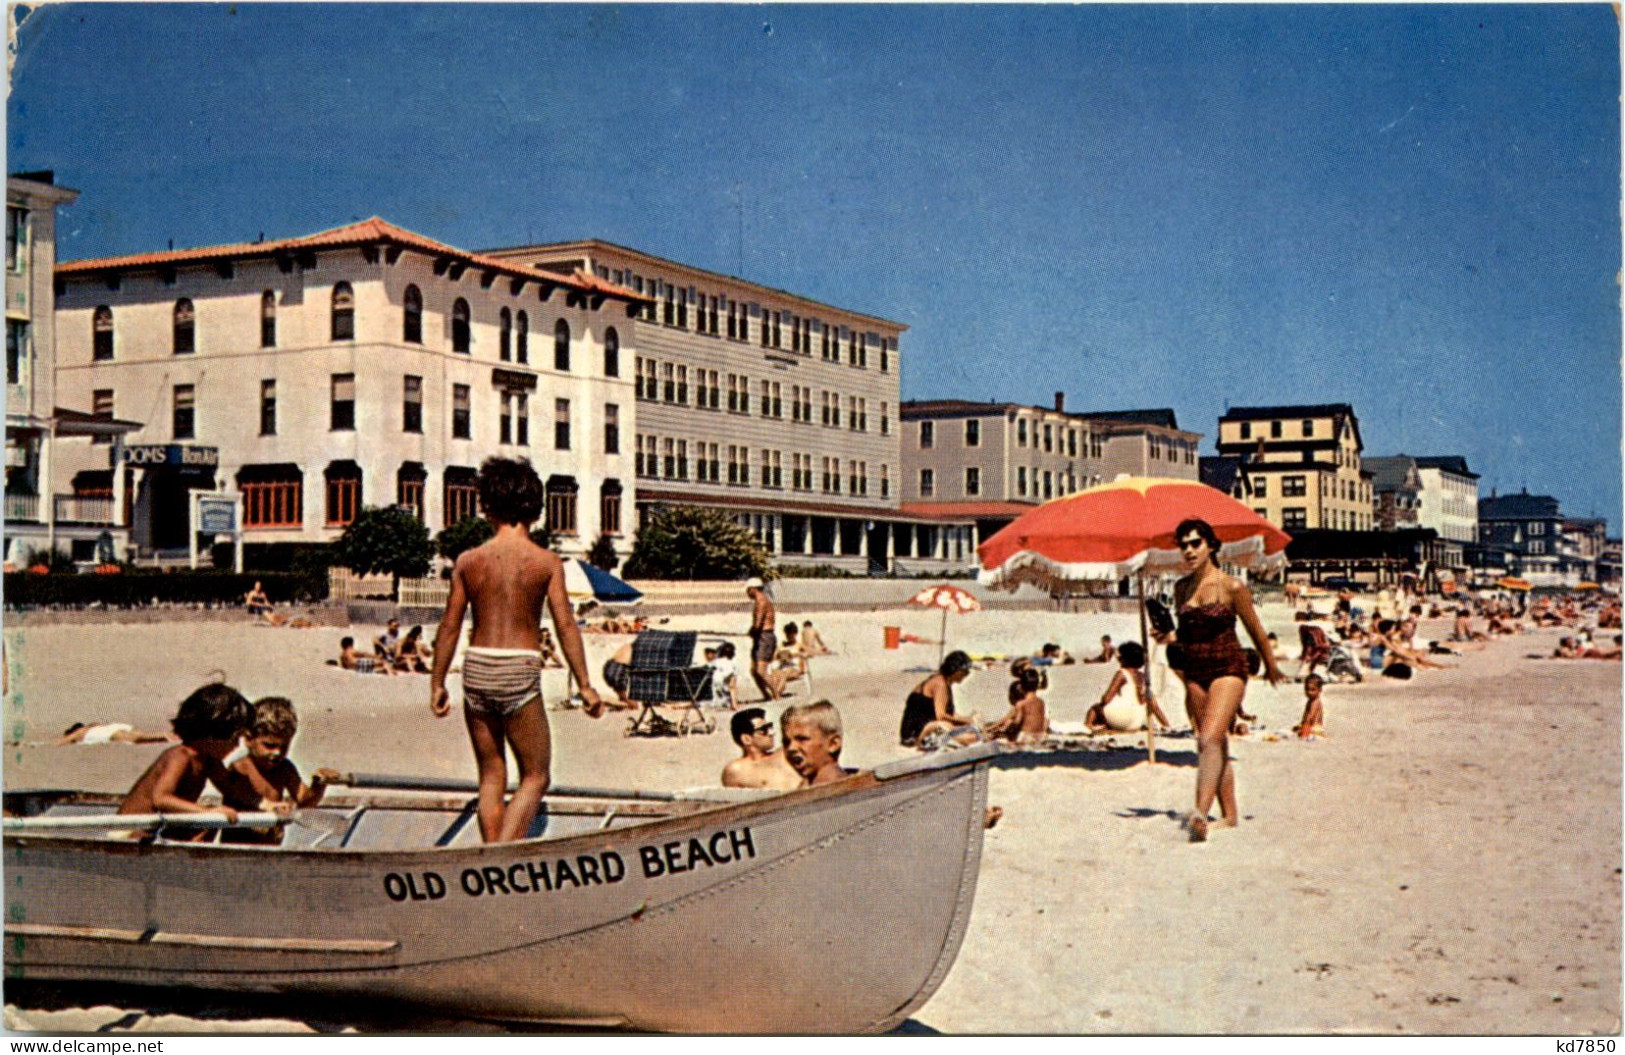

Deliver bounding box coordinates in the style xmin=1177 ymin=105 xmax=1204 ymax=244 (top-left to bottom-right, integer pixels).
xmin=499 ymin=307 xmax=512 ymax=361
xmin=515 ymin=311 xmax=529 ymax=364
xmin=603 ymin=326 xmax=620 ymax=377
xmin=452 ymin=298 xmax=471 ymax=354
xmin=396 ymin=462 xmax=427 ymax=521
xmin=554 ymin=319 xmax=571 ymax=372
xmin=402 ymin=284 xmax=423 ymax=344
xmin=260 ymin=291 xmax=277 ymax=348
xmin=330 ymin=282 xmax=355 ymax=341
xmin=324 ymin=460 xmax=363 ymax=527
xmin=92 ymin=306 xmax=114 ymax=361
xmin=172 ymin=298 xmax=195 ymax=355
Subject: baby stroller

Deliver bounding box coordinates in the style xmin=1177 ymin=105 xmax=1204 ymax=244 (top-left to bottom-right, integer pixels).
xmin=1325 ymin=641 xmax=1363 ymax=683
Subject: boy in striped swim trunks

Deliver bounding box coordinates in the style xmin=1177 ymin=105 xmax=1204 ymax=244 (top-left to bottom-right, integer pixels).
xmin=430 ymin=457 xmax=604 ymax=843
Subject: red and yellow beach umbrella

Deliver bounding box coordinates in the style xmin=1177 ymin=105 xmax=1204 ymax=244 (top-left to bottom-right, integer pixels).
xmin=977 ymin=476 xmax=1292 ymax=592
xmin=1497 ymin=576 xmax=1533 ymax=592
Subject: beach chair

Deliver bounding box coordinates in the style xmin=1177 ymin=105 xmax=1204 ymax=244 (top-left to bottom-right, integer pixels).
xmin=623 ymin=630 xmax=716 ymax=737
xmin=1297 ymin=625 xmax=1332 ymax=681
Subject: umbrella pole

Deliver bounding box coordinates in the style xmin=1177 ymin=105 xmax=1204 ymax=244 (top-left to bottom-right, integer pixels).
xmin=939 ymin=606 xmax=947 ymax=665
xmin=1138 ymin=572 xmax=1156 ymax=765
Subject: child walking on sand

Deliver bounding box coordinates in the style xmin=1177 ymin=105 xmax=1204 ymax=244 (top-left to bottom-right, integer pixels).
xmin=1295 ymin=674 xmax=1326 ymax=739
xmin=118 ymin=683 xmax=255 ymax=837
xmin=430 ymin=457 xmax=604 ymax=844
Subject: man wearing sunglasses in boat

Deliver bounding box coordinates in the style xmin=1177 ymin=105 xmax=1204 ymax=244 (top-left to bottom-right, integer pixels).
xmin=721 ymin=708 xmax=803 ymax=791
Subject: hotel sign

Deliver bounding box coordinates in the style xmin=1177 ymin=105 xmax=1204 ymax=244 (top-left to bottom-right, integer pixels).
xmin=492 ymin=368 xmax=538 ymax=391
xmin=117 ymin=444 xmax=219 ymax=468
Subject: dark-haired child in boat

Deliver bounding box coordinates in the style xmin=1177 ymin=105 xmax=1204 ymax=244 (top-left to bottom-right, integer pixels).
xmin=118 ymin=682 xmax=255 ymax=838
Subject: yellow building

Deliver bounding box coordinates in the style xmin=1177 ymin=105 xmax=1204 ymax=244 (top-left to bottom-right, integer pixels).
xmin=1214 ymin=403 xmax=1372 ymax=532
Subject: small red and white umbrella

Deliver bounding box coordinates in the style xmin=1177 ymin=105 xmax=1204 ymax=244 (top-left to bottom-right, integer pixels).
xmin=908 ymin=583 xmax=983 ymax=661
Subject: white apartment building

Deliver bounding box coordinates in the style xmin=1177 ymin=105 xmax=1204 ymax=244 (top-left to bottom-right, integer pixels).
xmin=53 ymin=218 xmax=645 ymax=559
xmin=1412 ymin=456 xmax=1479 ymax=543
xmin=4 ymin=172 xmax=139 ymax=565
xmin=481 ymin=240 xmax=973 ymax=574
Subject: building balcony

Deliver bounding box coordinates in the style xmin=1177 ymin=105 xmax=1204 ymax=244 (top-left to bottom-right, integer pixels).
xmin=2 ymin=494 xmax=116 ymax=525
xmin=5 ymin=493 xmax=38 ymax=522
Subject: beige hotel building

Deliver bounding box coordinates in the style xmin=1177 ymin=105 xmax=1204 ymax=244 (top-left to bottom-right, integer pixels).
xmin=52 ymin=219 xmax=645 ymax=559
xmin=480 ymin=240 xmax=975 ymax=574
xmin=1214 ymin=403 xmax=1373 ymax=532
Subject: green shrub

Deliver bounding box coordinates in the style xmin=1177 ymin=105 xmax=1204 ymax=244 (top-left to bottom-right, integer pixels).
xmin=587 ymin=532 xmax=621 ymax=572
xmin=4 ymin=570 xmax=322 ymax=609
xmin=622 ymin=505 xmax=769 ymax=580
xmin=335 ymin=506 xmax=434 ymax=593
xmin=436 ymin=517 xmax=494 ymax=563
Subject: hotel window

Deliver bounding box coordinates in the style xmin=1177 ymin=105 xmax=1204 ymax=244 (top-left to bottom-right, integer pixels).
xmin=848 ymin=460 xmax=860 ymax=495
xmin=259 ymin=380 xmax=277 ymax=436
xmin=600 ymin=481 xmax=622 ymax=536
xmin=1529 ymin=522 xmax=1545 ymax=535
xmin=254 ymin=291 xmax=276 ymax=348
xmin=1067 ymin=429 xmax=1077 ymax=458
xmin=91 ymin=389 xmax=114 ymax=444
xmin=515 ymin=311 xmax=529 ymax=364
xmin=919 ymin=468 xmax=935 ymax=497
xmin=1282 ymin=507 xmax=1308 ymax=530
xmin=847 ymin=396 xmax=857 ymax=430
xmin=498 ymin=392 xmax=515 ymax=445
xmin=5 ymin=207 xmax=25 ymax=272
xmin=325 ymin=462 xmax=362 ymax=527
xmin=331 ymin=282 xmax=355 ymax=341
xmin=704 ymin=442 xmax=721 ymax=483
xmin=880 ymin=465 xmax=890 ymax=499
xmin=172 ymin=384 xmax=195 ymax=440
xmin=403 ymin=285 xmax=423 ymax=343
xmin=966 ymin=467 xmax=981 ymax=496
xmin=5 ymin=320 xmax=23 ymax=384
xmin=634 ymin=435 xmax=650 ymax=478
xmin=1253 ymin=476 xmax=1268 ymax=497
xmin=604 ymin=326 xmax=620 ymax=377
xmin=728 ymin=446 xmax=749 ymax=486
xmin=1043 ymin=471 xmax=1053 ymax=499
xmin=881 ymin=339 xmax=890 ymax=373
xmin=663 ymin=363 xmax=676 ymax=403
xmin=240 ymin=465 xmax=303 ymax=529
xmin=604 ymin=403 xmax=620 ymax=454
xmin=676 ymin=365 xmax=688 ymax=405
xmin=328 ymin=373 xmax=356 ymax=431
xmin=1270 ymin=420 xmax=1283 ymax=438
xmin=444 ymin=467 xmax=478 ymax=526
xmin=1529 ymin=540 xmax=1545 ymax=555
xmin=396 ymin=464 xmax=426 ymax=520
xmin=92 ymin=305 xmax=114 ymax=361
xmin=452 ymin=298 xmax=471 ymax=354
xmin=640 ymin=358 xmax=659 ymax=402
xmin=452 ymin=384 xmax=471 ymax=439
xmin=1239 ymin=421 xmax=1251 ymax=440
xmin=554 ymin=320 xmax=571 ymax=371
xmin=173 ymin=299 xmax=195 ymax=354
xmin=881 ymin=402 xmax=890 ymax=435
xmin=662 ymin=438 xmax=676 ymax=479
xmin=1301 ymin=419 xmax=1314 ymax=437
xmin=966 ymin=420 xmax=980 ymax=447
xmin=499 ymin=308 xmax=512 ymax=361
xmin=1016 ymin=467 xmax=1027 ymax=497
xmin=1017 ymin=419 xmax=1028 ymax=447
xmin=728 ymin=374 xmax=750 ymax=414
xmin=546 ymin=477 xmax=578 ymax=535
xmin=403 ymin=375 xmax=423 ymax=433
xmin=705 ymin=369 xmax=722 ymax=410
xmin=1043 ymin=424 xmax=1053 ymax=452
xmin=919 ymin=420 xmax=934 ymax=448
xmin=760 ymin=450 xmax=772 ymax=488
xmin=677 ymin=440 xmax=690 ymax=479
xmin=554 ymin=398 xmax=571 ymax=450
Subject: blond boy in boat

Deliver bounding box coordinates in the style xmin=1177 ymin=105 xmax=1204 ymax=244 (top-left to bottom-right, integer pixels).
xmin=118 ymin=682 xmax=255 ymax=836
xmin=721 ymin=707 xmax=803 ymax=791
xmin=219 ymin=696 xmax=341 ymax=844
xmin=780 ymin=700 xmax=848 ymax=786
xmin=430 ymin=456 xmax=604 ymax=844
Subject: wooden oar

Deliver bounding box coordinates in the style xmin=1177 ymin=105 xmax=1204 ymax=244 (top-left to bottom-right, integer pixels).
xmin=5 ymin=812 xmax=284 ymax=832
xmin=335 ymin=772 xmax=677 ymax=802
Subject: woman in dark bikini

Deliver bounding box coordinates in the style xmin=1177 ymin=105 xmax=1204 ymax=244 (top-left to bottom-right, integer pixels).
xmin=899 ymin=650 xmax=975 ymax=747
xmin=1156 ymin=518 xmax=1283 ymax=842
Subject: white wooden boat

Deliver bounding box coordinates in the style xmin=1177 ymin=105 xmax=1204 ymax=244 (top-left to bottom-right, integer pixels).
xmin=3 ymin=743 xmax=996 ymax=1033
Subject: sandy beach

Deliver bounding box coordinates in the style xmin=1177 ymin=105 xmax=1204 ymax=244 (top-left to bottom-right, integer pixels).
xmin=3 ymin=599 xmax=1619 ymax=1035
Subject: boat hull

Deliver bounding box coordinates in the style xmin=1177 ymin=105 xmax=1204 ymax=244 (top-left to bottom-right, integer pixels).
xmin=5 ymin=751 xmax=991 ymax=1033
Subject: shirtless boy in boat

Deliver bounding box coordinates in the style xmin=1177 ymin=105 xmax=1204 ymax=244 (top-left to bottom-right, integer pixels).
xmin=780 ymin=700 xmax=848 ymax=786
xmin=721 ymin=707 xmax=803 ymax=791
xmin=221 ymin=696 xmax=341 ymax=844
xmin=430 ymin=456 xmax=604 ymax=844
xmin=118 ymin=682 xmax=255 ymax=837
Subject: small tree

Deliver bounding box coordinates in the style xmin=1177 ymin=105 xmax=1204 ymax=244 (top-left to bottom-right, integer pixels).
xmin=622 ymin=505 xmax=769 ymax=580
xmin=436 ymin=516 xmax=494 ymax=563
xmin=529 ymin=525 xmax=557 ymax=551
xmin=334 ymin=506 xmax=433 ymax=598
xmin=587 ymin=532 xmax=621 ymax=572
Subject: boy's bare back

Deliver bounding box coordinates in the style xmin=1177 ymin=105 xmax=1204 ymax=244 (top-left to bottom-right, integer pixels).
xmin=458 ymin=533 xmax=563 ymax=651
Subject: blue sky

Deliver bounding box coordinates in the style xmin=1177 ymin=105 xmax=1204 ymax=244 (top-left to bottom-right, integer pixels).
xmin=10 ymin=4 xmax=1620 ymax=528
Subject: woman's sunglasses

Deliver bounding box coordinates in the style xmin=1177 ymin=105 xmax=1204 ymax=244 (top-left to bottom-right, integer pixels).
xmin=1176 ymin=537 xmax=1206 ymax=551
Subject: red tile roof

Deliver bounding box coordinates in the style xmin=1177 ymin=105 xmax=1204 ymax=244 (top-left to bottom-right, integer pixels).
xmin=57 ymin=217 xmax=651 ymax=305
xmin=898 ymin=501 xmax=1038 ymax=520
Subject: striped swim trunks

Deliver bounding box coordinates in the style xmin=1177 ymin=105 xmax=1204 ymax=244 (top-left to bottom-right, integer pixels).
xmin=462 ymin=647 xmax=543 ymax=717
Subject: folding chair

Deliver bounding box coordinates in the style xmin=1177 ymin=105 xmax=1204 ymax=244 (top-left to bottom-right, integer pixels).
xmin=624 ymin=630 xmax=717 ymax=737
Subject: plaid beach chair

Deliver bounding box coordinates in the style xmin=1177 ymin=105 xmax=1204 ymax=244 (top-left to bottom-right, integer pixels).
xmin=624 ymin=630 xmax=716 ymax=737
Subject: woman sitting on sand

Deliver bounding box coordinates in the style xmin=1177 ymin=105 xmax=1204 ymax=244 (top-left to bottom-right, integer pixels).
xmin=1152 ymin=518 xmax=1283 ymax=843
xmin=393 ymin=625 xmax=433 ymax=673
xmin=900 ymin=650 xmax=976 ymax=749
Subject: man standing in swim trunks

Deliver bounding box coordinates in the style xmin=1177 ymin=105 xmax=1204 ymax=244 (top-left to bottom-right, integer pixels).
xmin=745 ymin=577 xmax=780 ymax=702
xmin=430 ymin=457 xmax=603 ymax=843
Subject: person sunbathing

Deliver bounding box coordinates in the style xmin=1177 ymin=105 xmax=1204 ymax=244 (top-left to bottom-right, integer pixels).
xmin=58 ymin=722 xmax=179 ymax=746
xmin=798 ymin=620 xmax=833 ymax=656
xmin=1084 ymin=641 xmax=1169 ymax=733
xmin=393 ymin=625 xmax=433 ymax=673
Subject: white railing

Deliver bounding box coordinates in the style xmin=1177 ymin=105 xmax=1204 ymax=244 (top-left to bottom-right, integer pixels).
xmin=397 ymin=577 xmax=450 ymax=608
xmin=327 ymin=567 xmax=396 ymax=601
xmin=4 ymin=493 xmax=39 ymax=522
xmin=52 ymin=495 xmax=114 ymax=524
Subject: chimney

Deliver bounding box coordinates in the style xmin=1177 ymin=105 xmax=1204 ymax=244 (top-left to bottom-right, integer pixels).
xmin=1054 ymin=391 xmax=1065 ymax=413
